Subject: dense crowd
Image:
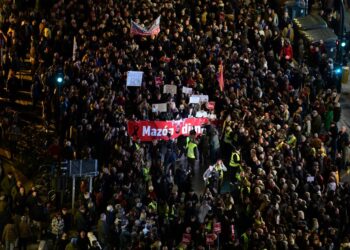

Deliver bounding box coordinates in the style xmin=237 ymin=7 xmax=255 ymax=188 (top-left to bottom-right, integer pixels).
xmin=1 ymin=0 xmax=350 ymax=249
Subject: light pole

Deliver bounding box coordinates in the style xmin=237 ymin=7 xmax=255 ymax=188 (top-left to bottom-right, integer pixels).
xmin=55 ymin=69 xmax=65 ymax=208
xmin=334 ymin=0 xmax=345 ymax=92
xmin=336 ymin=0 xmax=345 ymax=64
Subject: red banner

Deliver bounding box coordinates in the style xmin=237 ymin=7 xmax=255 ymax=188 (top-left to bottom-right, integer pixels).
xmin=127 ymin=118 xmax=209 ymax=141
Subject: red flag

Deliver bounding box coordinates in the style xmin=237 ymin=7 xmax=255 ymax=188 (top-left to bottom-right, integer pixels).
xmin=217 ymin=61 xmax=224 ymax=91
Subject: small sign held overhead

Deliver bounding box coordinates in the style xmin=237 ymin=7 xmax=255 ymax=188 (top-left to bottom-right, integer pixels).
xmin=163 ymin=84 xmax=177 ymax=95
xmin=152 ymin=103 xmax=167 ymax=113
xmin=182 ymin=86 xmax=193 ymax=95
xmin=127 ymin=71 xmax=144 ymax=87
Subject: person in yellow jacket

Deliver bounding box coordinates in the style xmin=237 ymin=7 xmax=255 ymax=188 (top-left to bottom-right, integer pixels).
xmin=240 ymin=228 xmax=252 ymax=250
xmin=229 ymin=147 xmax=241 ymax=183
xmin=186 ymin=138 xmax=198 ymax=174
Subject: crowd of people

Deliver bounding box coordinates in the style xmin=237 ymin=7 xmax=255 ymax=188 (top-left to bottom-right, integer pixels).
xmin=0 ymin=0 xmax=350 ymax=249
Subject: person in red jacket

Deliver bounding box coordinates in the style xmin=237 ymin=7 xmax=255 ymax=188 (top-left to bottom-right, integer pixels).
xmin=280 ymin=39 xmax=293 ymax=61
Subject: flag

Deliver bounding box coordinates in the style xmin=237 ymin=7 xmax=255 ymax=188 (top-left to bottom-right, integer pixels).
xmin=217 ymin=61 xmax=224 ymax=92
xmin=130 ymin=16 xmax=161 ymax=36
xmin=72 ymin=36 xmax=77 ymax=61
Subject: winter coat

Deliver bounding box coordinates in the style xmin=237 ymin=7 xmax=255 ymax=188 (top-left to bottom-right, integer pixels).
xmin=311 ymin=115 xmax=322 ymax=134
xmin=97 ymin=219 xmax=109 ymax=245
xmin=0 ymin=176 xmax=16 ymax=196
xmin=2 ymin=223 xmax=18 ymax=242
xmin=74 ymin=210 xmax=88 ymax=232
xmin=19 ymin=220 xmax=31 ymax=238
xmin=51 ymin=216 xmax=64 ymax=236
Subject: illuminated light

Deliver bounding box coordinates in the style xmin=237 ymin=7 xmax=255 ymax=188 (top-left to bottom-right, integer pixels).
xmin=335 ymin=67 xmax=342 ymax=75
xmin=57 ymin=76 xmax=63 ymax=83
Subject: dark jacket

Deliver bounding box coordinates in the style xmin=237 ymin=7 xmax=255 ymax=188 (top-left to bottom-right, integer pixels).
xmin=2 ymin=223 xmax=18 ymax=242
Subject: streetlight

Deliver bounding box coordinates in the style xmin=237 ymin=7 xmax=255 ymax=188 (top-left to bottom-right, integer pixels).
xmin=56 ymin=75 xmax=63 ymax=84
xmin=55 ymin=69 xmax=65 ymax=208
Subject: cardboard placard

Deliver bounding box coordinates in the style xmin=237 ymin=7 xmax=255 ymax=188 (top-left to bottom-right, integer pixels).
xmin=189 ymin=95 xmax=209 ymax=104
xmin=199 ymin=95 xmax=209 ymax=103
xmin=189 ymin=95 xmax=200 ymax=104
xmin=182 ymin=86 xmax=193 ymax=95
xmin=127 ymin=71 xmax=144 ymax=87
xmin=163 ymin=84 xmax=177 ymax=95
xmin=152 ymin=103 xmax=167 ymax=113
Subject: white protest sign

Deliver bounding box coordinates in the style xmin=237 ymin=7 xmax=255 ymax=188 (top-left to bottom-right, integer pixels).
xmin=189 ymin=95 xmax=200 ymax=104
xmin=182 ymin=86 xmax=193 ymax=95
xmin=189 ymin=95 xmax=209 ymax=104
xmin=307 ymin=176 xmax=315 ymax=183
xmin=199 ymin=95 xmax=209 ymax=103
xmin=163 ymin=85 xmax=177 ymax=95
xmin=196 ymin=110 xmax=208 ymax=118
xmin=127 ymin=71 xmax=144 ymax=87
xmin=152 ymin=103 xmax=167 ymax=113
